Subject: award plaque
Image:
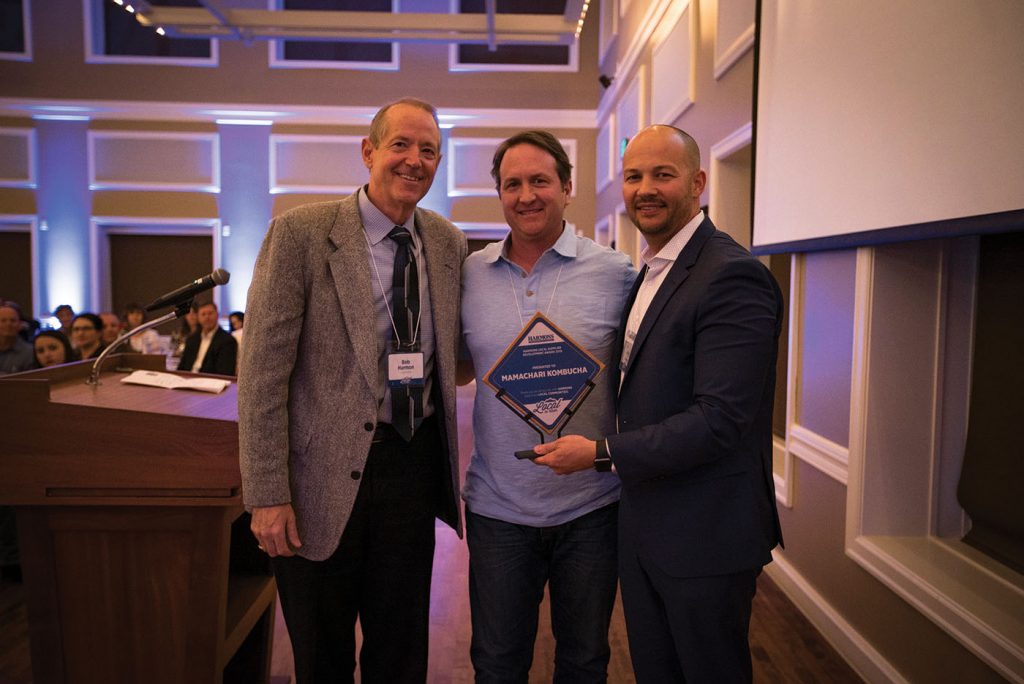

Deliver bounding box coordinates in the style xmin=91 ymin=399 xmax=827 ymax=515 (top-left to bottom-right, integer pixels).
xmin=483 ymin=312 xmax=604 ymax=458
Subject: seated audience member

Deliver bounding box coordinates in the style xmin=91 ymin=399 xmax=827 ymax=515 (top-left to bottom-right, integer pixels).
xmin=33 ymin=330 xmax=75 ymax=368
xmin=229 ymin=310 xmax=244 ymax=365
xmin=123 ymin=303 xmax=162 ymax=354
xmin=177 ymin=302 xmax=237 ymax=375
xmin=100 ymin=311 xmax=122 ymax=346
xmin=172 ymin=303 xmax=200 ymax=356
xmin=54 ymin=304 xmax=75 ymax=339
xmin=70 ymin=313 xmax=106 ymax=360
xmin=0 ymin=302 xmax=34 ymax=375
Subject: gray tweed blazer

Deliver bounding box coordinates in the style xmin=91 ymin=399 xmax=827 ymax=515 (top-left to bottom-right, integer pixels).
xmin=238 ymin=194 xmax=467 ymax=561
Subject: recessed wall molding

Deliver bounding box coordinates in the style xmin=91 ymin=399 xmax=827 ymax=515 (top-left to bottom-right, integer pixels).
xmin=846 ymin=241 xmax=1024 ymax=681
xmin=713 ymin=0 xmax=755 ymax=80
xmin=789 ymin=423 xmax=849 ymax=486
xmin=614 ymin=66 xmax=646 ymax=177
xmin=708 ymin=122 xmax=753 ymax=246
xmin=598 ymin=0 xmax=618 ymax=65
xmin=596 ymin=115 xmax=615 ymax=193
xmin=650 ymin=0 xmax=694 ymax=125
xmin=88 ymin=131 xmax=220 ymax=193
xmin=600 ymin=0 xmax=677 ymax=123
xmin=782 ymin=251 xmax=852 ymax=488
xmin=0 ymin=128 xmax=36 ymax=188
xmin=270 ymin=134 xmax=364 ymax=195
xmin=447 ymin=136 xmax=577 ymax=197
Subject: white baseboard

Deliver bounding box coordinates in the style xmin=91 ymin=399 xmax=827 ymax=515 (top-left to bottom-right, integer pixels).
xmin=765 ymin=552 xmax=907 ymax=684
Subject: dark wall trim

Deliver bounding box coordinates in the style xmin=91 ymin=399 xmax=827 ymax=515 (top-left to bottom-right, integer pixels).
xmin=751 ymin=209 xmax=1024 ymax=256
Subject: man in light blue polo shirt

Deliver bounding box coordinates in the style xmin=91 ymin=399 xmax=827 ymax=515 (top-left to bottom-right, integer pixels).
xmin=460 ymin=130 xmax=636 ymax=682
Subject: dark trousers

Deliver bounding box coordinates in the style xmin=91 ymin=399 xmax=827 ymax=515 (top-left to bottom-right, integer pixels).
xmin=466 ymin=503 xmax=619 ymax=684
xmin=619 ymin=547 xmax=760 ymax=684
xmin=272 ymin=416 xmax=443 ymax=684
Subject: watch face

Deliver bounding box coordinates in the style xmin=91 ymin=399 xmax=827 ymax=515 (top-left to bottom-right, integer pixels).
xmin=594 ymin=456 xmax=612 ymax=472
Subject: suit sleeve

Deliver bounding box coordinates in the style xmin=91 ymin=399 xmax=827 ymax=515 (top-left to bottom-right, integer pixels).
xmin=237 ymin=213 xmax=310 ymax=508
xmin=213 ymin=332 xmax=237 ymax=376
xmin=607 ymin=257 xmax=780 ymax=483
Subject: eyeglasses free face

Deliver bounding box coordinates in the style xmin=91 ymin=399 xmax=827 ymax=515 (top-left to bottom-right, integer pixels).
xmin=71 ymin=324 xmax=98 ymax=334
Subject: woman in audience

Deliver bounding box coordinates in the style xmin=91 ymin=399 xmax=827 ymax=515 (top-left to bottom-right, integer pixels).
xmin=172 ymin=303 xmax=200 ymax=356
xmin=69 ymin=313 xmax=106 ymax=360
xmin=32 ymin=330 xmax=75 ymax=368
xmin=228 ymin=311 xmax=244 ymax=332
xmin=123 ymin=303 xmax=162 ymax=354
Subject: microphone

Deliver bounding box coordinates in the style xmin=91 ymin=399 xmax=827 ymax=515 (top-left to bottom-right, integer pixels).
xmin=145 ymin=268 xmax=230 ymax=312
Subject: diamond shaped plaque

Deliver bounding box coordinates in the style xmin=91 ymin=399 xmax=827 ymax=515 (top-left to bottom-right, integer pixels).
xmin=484 ymin=312 xmax=604 ymax=436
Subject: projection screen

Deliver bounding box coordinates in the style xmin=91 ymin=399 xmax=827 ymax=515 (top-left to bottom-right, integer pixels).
xmin=752 ymin=1 xmax=1024 ymax=252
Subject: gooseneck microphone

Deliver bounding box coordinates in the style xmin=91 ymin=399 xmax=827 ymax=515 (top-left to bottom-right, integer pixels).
xmin=145 ymin=268 xmax=230 ymax=312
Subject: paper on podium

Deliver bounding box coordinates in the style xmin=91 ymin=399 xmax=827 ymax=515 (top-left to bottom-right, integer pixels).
xmin=121 ymin=369 xmax=231 ymax=394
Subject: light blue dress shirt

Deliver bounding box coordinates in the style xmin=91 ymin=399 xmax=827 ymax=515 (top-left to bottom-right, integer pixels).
xmin=461 ymin=225 xmax=637 ymax=526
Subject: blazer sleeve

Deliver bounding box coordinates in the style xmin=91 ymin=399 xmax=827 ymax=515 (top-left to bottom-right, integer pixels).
xmin=607 ymin=256 xmax=780 ymax=483
xmin=237 ymin=212 xmax=311 ymax=508
xmin=210 ymin=330 xmax=238 ymax=376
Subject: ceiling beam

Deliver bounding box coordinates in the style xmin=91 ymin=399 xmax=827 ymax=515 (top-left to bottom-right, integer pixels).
xmin=133 ymin=7 xmax=579 ymax=45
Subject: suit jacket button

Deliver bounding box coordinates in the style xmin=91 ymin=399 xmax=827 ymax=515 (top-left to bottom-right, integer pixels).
xmin=351 ymin=471 xmax=361 ymax=480
xmin=363 ymin=422 xmax=374 ymax=431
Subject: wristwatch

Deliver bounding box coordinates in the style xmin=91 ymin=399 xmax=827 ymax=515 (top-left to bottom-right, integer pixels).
xmin=594 ymin=439 xmax=612 ymax=472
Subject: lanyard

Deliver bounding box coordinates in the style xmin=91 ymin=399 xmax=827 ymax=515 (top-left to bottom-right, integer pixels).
xmin=365 ymin=228 xmax=423 ymax=347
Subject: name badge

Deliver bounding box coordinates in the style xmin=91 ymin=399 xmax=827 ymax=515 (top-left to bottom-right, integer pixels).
xmin=388 ymin=351 xmax=425 ymax=388
xmin=620 ymin=327 xmax=636 ymax=370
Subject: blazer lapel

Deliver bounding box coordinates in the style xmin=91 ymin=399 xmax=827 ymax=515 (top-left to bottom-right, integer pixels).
xmin=417 ymin=210 xmax=460 ymax=360
xmin=327 ymin=195 xmax=378 ymax=392
xmin=619 ymin=218 xmax=715 ymax=391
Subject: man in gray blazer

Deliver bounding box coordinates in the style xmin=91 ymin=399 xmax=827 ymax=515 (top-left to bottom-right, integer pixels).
xmin=239 ymin=97 xmax=467 ymax=683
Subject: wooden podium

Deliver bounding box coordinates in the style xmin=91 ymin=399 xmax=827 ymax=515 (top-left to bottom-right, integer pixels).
xmin=0 ymin=355 xmax=277 ymax=683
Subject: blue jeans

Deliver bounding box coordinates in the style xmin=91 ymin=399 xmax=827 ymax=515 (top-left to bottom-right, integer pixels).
xmin=467 ymin=502 xmax=619 ymax=684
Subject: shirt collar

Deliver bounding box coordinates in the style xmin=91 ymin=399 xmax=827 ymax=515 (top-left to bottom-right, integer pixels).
xmin=358 ymin=185 xmax=418 ymax=246
xmin=640 ymin=210 xmax=704 ymax=269
xmin=483 ymin=221 xmax=577 ymax=264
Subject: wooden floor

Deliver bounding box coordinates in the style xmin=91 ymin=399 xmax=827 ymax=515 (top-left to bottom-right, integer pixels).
xmin=0 ymin=385 xmax=863 ymax=683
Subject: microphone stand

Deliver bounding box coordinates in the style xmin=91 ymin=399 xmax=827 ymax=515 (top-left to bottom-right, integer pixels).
xmin=88 ymin=299 xmax=193 ymax=386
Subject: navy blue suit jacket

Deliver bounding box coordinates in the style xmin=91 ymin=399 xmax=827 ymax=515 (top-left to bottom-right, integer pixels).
xmin=606 ymin=216 xmax=783 ymax=578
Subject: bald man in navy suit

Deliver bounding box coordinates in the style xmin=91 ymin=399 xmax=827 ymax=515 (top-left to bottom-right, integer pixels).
xmin=535 ymin=125 xmax=783 ymax=682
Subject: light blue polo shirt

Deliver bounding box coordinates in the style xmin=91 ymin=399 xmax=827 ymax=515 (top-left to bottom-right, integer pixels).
xmin=461 ymin=225 xmax=637 ymax=526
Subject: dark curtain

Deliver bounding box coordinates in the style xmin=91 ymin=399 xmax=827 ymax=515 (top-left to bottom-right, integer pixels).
xmin=958 ymin=231 xmax=1024 ymax=575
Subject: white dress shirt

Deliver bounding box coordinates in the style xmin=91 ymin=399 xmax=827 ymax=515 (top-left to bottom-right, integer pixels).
xmin=620 ymin=210 xmax=705 ymax=377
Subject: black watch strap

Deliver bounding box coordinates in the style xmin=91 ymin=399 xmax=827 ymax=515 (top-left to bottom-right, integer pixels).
xmin=594 ymin=439 xmax=612 ymax=472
